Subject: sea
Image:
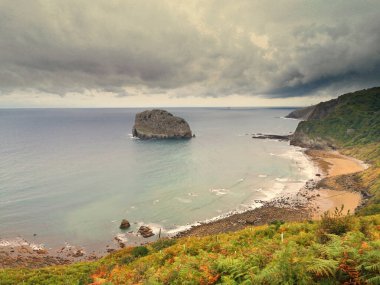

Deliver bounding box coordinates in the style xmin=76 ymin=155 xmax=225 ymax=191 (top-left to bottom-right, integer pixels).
xmin=0 ymin=108 xmax=316 ymax=250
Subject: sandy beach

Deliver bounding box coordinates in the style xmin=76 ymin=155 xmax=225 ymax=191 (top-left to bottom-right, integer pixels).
xmin=306 ymin=149 xmax=367 ymax=219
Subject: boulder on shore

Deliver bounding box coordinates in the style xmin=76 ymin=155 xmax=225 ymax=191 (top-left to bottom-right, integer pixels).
xmin=132 ymin=109 xmax=192 ymax=139
xmin=119 ymin=219 xmax=131 ymax=229
xmin=138 ymin=226 xmax=154 ymax=238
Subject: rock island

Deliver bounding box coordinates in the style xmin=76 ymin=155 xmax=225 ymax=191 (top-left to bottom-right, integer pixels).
xmin=132 ymin=109 xmax=193 ymax=139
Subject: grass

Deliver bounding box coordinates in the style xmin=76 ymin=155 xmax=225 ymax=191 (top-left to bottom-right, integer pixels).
xmin=1 ymin=214 xmax=379 ymax=284
xmin=295 ymin=87 xmax=380 ymax=147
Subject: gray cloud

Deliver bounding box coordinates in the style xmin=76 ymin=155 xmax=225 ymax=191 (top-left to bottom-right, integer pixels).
xmin=0 ymin=0 xmax=379 ymax=99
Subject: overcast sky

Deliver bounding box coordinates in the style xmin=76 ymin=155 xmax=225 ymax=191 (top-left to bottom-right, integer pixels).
xmin=0 ymin=0 xmax=379 ymax=107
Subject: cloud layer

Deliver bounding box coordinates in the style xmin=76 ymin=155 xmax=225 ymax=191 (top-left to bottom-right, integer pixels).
xmin=1 ymin=0 xmax=379 ymax=99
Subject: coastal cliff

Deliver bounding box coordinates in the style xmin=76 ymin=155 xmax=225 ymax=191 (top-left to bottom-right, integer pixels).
xmin=289 ymin=87 xmax=380 ymax=216
xmin=290 ymin=87 xmax=380 ymax=149
xmin=286 ymin=105 xmax=316 ymax=120
xmin=132 ymin=109 xmax=192 ymax=139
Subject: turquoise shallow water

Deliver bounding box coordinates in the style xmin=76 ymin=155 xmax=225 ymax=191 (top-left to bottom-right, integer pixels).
xmin=0 ymin=108 xmax=314 ymax=249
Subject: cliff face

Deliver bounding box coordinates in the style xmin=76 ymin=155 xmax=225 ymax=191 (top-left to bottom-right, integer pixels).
xmin=286 ymin=105 xmax=316 ymax=120
xmin=290 ymin=87 xmax=380 ymax=149
xmin=132 ymin=109 xmax=192 ymax=139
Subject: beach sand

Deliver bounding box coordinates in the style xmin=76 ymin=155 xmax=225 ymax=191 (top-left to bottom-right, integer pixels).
xmin=306 ymin=150 xmax=367 ymax=219
xmin=306 ymin=149 xmax=366 ymax=177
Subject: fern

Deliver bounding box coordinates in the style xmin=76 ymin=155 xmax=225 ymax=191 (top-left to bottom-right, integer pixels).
xmin=253 ymin=244 xmax=314 ymax=285
xmin=304 ymin=258 xmax=338 ymax=277
xmin=367 ymin=275 xmax=380 ymax=285
xmin=318 ymin=234 xmax=344 ymax=259
xmin=216 ymin=257 xmax=256 ymax=283
xmin=364 ymin=262 xmax=380 ymax=273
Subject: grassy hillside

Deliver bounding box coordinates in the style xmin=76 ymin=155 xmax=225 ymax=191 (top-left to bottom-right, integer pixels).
xmin=342 ymin=143 xmax=380 ymax=216
xmin=293 ymin=87 xmax=380 ymax=147
xmin=1 ymin=214 xmax=380 ymax=285
xmin=291 ymin=88 xmax=380 ymax=215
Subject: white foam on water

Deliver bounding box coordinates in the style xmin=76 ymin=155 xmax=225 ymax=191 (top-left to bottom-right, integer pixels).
xmin=209 ymin=188 xmax=229 ymax=196
xmin=128 ymin=133 xmax=140 ymax=140
xmin=280 ymin=116 xmax=299 ymax=120
xmin=279 ymin=146 xmax=318 ymax=180
xmin=258 ymin=174 xmax=267 ymax=178
xmin=30 ymin=243 xmax=45 ymax=251
xmin=175 ymin=197 xmax=192 ymax=203
xmin=0 ymin=237 xmax=28 ymax=247
xmin=166 ymin=223 xmax=198 ymax=234
xmin=0 ymin=237 xmax=45 ymax=251
xmin=275 ymin=177 xmax=289 ymax=182
xmin=115 ymin=233 xmax=128 ymax=243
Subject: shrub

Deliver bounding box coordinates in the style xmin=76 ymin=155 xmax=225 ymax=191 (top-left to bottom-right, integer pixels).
xmin=317 ymin=205 xmax=353 ymax=243
xmin=269 ymin=220 xmax=285 ymax=231
xmin=131 ymin=246 xmax=149 ymax=257
xmin=152 ymin=238 xmax=176 ymax=251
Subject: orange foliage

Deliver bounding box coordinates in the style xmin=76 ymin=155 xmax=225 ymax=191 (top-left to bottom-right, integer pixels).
xmin=90 ymin=267 xmax=108 ymax=283
xmin=199 ymin=264 xmax=220 ymax=284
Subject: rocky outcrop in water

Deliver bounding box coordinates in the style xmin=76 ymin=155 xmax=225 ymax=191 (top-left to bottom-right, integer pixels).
xmin=252 ymin=133 xmax=290 ymax=141
xmin=132 ymin=109 xmax=192 ymax=139
xmin=138 ymin=226 xmax=154 ymax=238
xmin=119 ymin=219 xmax=130 ymax=230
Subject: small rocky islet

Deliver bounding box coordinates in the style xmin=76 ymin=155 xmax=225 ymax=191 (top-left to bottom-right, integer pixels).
xmin=132 ymin=109 xmax=193 ymax=139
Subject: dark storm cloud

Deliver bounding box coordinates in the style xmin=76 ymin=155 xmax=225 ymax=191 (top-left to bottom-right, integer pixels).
xmin=0 ymin=0 xmax=379 ymax=98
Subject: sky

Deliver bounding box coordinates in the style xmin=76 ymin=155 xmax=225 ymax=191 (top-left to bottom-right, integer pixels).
xmin=0 ymin=0 xmax=379 ymax=108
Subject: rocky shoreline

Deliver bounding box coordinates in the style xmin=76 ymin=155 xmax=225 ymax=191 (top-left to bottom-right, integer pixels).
xmin=176 ymin=147 xmax=367 ymax=238
xmin=175 ymin=157 xmax=321 ymax=238
xmin=1 ymin=146 xmax=367 ymax=269
xmin=0 ymin=240 xmax=97 ymax=269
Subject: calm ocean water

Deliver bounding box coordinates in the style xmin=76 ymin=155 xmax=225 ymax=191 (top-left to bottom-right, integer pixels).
xmin=0 ymin=108 xmax=315 ymax=249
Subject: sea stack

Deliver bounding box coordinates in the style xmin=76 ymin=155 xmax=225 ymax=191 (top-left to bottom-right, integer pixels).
xmin=132 ymin=109 xmax=192 ymax=139
xmin=119 ymin=219 xmax=131 ymax=230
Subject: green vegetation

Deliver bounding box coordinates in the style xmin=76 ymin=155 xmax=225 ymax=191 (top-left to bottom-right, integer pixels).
xmin=295 ymin=87 xmax=380 ymax=147
xmin=343 ymin=143 xmax=380 ymax=216
xmin=1 ymin=215 xmax=379 ymax=284
xmin=295 ymin=87 xmax=380 ymax=214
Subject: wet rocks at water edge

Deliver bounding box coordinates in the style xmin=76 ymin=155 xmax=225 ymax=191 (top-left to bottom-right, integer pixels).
xmin=119 ymin=219 xmax=131 ymax=229
xmin=252 ymin=133 xmax=291 ymax=141
xmin=138 ymin=226 xmax=154 ymax=238
xmin=72 ymin=249 xmax=85 ymax=258
xmin=132 ymin=109 xmax=193 ymax=139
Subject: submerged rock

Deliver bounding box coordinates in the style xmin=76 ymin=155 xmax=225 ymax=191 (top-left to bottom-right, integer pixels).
xmin=132 ymin=109 xmax=192 ymax=139
xmin=119 ymin=219 xmax=131 ymax=230
xmin=138 ymin=226 xmax=154 ymax=238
